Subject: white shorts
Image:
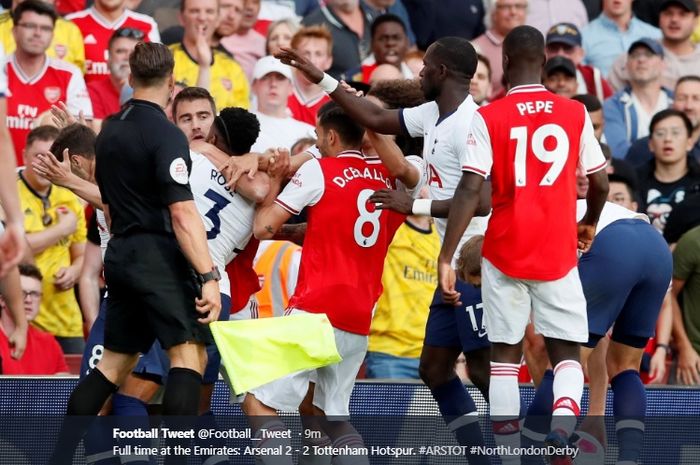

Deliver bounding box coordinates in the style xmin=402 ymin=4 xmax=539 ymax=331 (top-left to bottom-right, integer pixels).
xmin=229 ymin=294 xmax=260 ymax=320
xmin=481 ymin=259 xmax=588 ymax=344
xmin=248 ymin=309 xmax=367 ymax=418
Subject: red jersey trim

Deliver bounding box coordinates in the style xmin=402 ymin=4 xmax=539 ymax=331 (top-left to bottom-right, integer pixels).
xmin=507 ymin=84 xmax=547 ymax=95
xmin=274 ymin=199 xmax=300 ymax=215
xmin=586 ymin=160 xmax=607 ymax=174
xmin=291 ymin=82 xmax=326 ymax=106
xmin=462 ymin=165 xmax=488 ymax=177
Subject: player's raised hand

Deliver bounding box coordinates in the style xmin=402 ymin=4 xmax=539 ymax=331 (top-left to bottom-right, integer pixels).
xmin=577 ymin=223 xmax=596 ymax=253
xmin=33 ymin=149 xmax=73 ymax=187
xmin=438 ymin=261 xmax=462 ymax=307
xmin=219 ymin=153 xmax=259 ymax=189
xmin=275 ymin=47 xmax=324 ymax=84
xmin=369 ymin=189 xmax=413 ymax=214
xmin=268 ymin=148 xmax=291 ymax=179
xmin=0 ymin=223 xmax=26 ymax=279
xmin=339 ymin=80 xmax=364 ymax=97
xmin=195 ymin=24 xmax=212 ymax=67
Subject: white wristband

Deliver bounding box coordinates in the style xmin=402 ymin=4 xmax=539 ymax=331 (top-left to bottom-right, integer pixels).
xmin=318 ymin=73 xmax=339 ymax=93
xmin=412 ymin=199 xmax=432 ymax=216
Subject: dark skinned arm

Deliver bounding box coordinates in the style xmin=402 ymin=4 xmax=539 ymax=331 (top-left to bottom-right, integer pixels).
xmin=275 ymin=47 xmax=403 ymax=134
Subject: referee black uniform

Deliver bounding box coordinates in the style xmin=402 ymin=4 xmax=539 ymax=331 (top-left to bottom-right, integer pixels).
xmin=95 ymin=99 xmax=213 ymax=352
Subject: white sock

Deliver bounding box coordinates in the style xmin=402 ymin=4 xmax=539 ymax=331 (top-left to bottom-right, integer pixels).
xmin=551 ymin=360 xmax=584 ymax=437
xmin=490 ymin=362 xmax=522 ymax=465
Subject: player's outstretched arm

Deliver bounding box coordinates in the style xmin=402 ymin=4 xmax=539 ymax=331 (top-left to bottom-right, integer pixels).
xmin=366 ymin=131 xmax=421 ymax=188
xmin=0 ymin=266 xmax=28 ymax=359
xmin=370 ymin=180 xmax=491 ymax=217
xmin=438 ymin=172 xmax=484 ymax=305
xmin=275 ymin=48 xmax=402 ymax=134
xmin=579 ymin=169 xmax=609 ymax=252
xmin=253 ymin=150 xmax=293 ymax=240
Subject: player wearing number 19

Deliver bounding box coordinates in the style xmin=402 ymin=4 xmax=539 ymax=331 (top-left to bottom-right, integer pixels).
xmin=438 ymin=26 xmax=609 ymax=465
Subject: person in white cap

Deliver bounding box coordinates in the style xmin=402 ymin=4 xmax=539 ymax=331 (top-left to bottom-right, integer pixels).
xmin=251 ymin=55 xmax=316 ymax=153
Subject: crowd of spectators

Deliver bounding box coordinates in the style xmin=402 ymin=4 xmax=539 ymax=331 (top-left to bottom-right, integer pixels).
xmin=2 ymin=0 xmax=700 ymax=386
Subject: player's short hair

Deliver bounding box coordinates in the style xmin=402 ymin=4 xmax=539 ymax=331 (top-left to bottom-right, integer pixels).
xmin=571 ymin=94 xmax=602 ymax=113
xmin=129 ymin=42 xmax=174 ymax=88
xmin=649 ymin=108 xmax=693 ymax=137
xmin=18 ymin=263 xmax=43 ymax=282
xmin=50 ymin=124 xmax=97 ymax=161
xmin=370 ymin=13 xmax=406 ymax=39
xmin=456 ymin=235 xmax=484 ymax=281
xmin=12 ymin=0 xmax=57 ymax=25
xmin=291 ymin=25 xmax=333 ymax=55
xmin=108 ymin=27 xmax=145 ymax=51
xmin=368 ymin=79 xmax=425 ymax=156
xmin=317 ymin=101 xmax=365 ymax=148
xmin=503 ymin=25 xmax=545 ymax=67
xmin=215 ymin=107 xmax=260 ymax=155
xmin=25 ymin=125 xmax=59 ymax=148
xmin=172 ymin=86 xmax=217 ymax=121
xmin=431 ymin=37 xmax=478 ymax=79
xmin=476 ymin=53 xmax=492 ymax=80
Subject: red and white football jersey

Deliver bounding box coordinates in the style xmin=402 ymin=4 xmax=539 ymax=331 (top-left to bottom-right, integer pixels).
xmin=275 ymin=151 xmax=405 ymax=335
xmin=67 ymin=7 xmax=160 ymax=83
xmin=287 ymin=86 xmax=329 ymax=126
xmin=463 ymin=84 xmax=606 ymax=281
xmin=4 ymin=55 xmax=93 ymax=166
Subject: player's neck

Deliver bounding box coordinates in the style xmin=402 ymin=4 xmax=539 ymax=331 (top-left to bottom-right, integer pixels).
xmin=435 ymin=84 xmax=469 ymax=117
xmin=132 ymin=88 xmax=169 ymax=111
xmin=655 ymin=160 xmax=688 ymax=183
xmin=507 ymin=74 xmax=542 ymax=91
xmin=14 ymin=51 xmax=47 ymax=79
xmin=94 ymin=4 xmax=126 ymax=22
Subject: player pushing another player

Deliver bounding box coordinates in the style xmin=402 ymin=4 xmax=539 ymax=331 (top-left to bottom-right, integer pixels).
xmin=437 ymin=25 xmax=609 ymax=465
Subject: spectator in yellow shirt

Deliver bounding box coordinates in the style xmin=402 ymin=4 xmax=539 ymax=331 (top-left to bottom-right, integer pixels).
xmin=16 ymin=126 xmax=87 ymax=354
xmin=0 ymin=0 xmax=85 ymax=72
xmin=169 ymin=0 xmax=250 ymax=110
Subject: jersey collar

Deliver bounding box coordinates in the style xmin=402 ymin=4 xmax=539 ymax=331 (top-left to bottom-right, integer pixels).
xmin=336 ymin=150 xmax=364 ymax=160
xmin=89 ymin=6 xmax=129 ymax=29
xmin=10 ymin=53 xmax=49 ymax=85
xmin=507 ymin=84 xmax=547 ymax=95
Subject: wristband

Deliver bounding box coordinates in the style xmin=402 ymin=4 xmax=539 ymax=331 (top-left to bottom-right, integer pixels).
xmin=318 ymin=73 xmax=339 ymax=93
xmin=656 ymin=343 xmax=671 ymax=354
xmin=412 ymin=199 xmax=432 ymax=216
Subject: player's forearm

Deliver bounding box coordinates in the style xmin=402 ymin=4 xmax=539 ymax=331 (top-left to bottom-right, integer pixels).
xmin=428 ymin=181 xmax=491 ymax=218
xmin=656 ymin=292 xmax=673 ymax=346
xmin=236 ymin=172 xmax=270 ymax=204
xmin=367 ymin=131 xmax=419 ymax=188
xmin=0 ymin=129 xmax=22 ymax=226
xmin=582 ymin=170 xmax=609 ymax=226
xmin=78 ymin=242 xmax=102 ymax=330
xmin=62 ymin=175 xmax=103 ymax=209
xmin=272 ymin=223 xmax=306 ymax=246
xmin=170 ymin=201 xmax=215 ymax=274
xmin=196 ymin=65 xmax=212 ymax=91
xmin=253 ymin=179 xmax=284 ymax=240
xmin=438 ymin=173 xmax=483 ymax=264
xmin=328 ymin=87 xmax=400 ymax=134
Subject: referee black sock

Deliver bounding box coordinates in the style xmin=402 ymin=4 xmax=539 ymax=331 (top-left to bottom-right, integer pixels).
xmin=162 ymin=367 xmax=202 ymax=416
xmin=50 ymin=368 xmax=118 ymax=465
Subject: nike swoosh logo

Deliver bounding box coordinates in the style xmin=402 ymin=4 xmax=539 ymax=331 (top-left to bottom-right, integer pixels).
xmin=478 ymin=330 xmax=487 ymax=338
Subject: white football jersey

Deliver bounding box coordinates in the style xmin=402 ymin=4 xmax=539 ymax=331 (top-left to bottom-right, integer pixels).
xmin=96 ymin=209 xmax=110 ymax=260
xmin=400 ymin=96 xmax=489 ymax=265
xmin=576 ymin=200 xmax=649 ymax=235
xmin=190 ymin=151 xmax=256 ymax=296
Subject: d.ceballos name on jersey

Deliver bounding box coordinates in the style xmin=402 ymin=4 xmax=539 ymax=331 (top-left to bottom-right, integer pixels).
xmin=332 ymin=166 xmax=394 ymax=189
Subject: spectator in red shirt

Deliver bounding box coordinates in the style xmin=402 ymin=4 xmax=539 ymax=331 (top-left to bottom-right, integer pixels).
xmin=87 ymin=27 xmax=141 ymax=121
xmin=0 ymin=263 xmax=69 ymax=375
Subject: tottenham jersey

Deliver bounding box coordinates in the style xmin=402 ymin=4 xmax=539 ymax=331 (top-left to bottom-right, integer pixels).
xmin=400 ymin=96 xmax=488 ymax=265
xmin=190 ymin=151 xmax=256 ymax=297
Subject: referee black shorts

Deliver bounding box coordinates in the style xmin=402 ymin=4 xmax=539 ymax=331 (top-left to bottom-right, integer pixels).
xmin=103 ymin=232 xmax=214 ymax=353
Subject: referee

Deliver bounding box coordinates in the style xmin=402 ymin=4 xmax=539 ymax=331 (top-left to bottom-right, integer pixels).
xmin=51 ymin=43 xmax=221 ymax=464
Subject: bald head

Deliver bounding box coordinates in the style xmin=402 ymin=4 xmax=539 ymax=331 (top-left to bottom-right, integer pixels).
xmin=503 ymin=25 xmax=546 ymax=84
xmin=431 ymin=36 xmax=478 ymax=79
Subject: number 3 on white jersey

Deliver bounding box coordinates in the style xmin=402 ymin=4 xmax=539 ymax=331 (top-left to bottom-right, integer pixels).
xmin=354 ymin=189 xmax=381 ymax=248
xmin=511 ymin=124 xmax=569 ymax=187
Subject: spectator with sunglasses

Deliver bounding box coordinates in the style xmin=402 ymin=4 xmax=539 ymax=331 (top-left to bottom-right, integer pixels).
xmin=86 ymin=27 xmax=140 ymax=120
xmin=16 ymin=125 xmax=87 ymax=354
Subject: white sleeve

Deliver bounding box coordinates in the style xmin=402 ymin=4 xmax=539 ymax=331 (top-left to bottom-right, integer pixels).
xmin=303 ymin=145 xmax=322 ymax=159
xmin=66 ymin=67 xmax=94 ymax=119
xmin=275 ymin=158 xmax=325 ymax=214
xmin=580 ymin=109 xmax=607 ymax=174
xmin=147 ymin=19 xmax=161 ymax=43
xmin=396 ymin=155 xmax=425 ymax=199
xmin=0 ymin=43 xmax=6 ymax=97
xmin=461 ymin=111 xmax=492 ymax=178
xmin=399 ymin=102 xmax=428 ymax=138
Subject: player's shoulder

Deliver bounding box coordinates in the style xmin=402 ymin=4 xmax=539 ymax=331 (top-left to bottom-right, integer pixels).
xmin=124 ymin=9 xmax=158 ymax=27
xmin=65 ymin=8 xmax=93 ymax=21
xmin=46 ymin=57 xmax=83 ymax=77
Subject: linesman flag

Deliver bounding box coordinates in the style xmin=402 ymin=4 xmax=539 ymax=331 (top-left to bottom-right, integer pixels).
xmin=210 ymin=313 xmax=342 ymax=395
